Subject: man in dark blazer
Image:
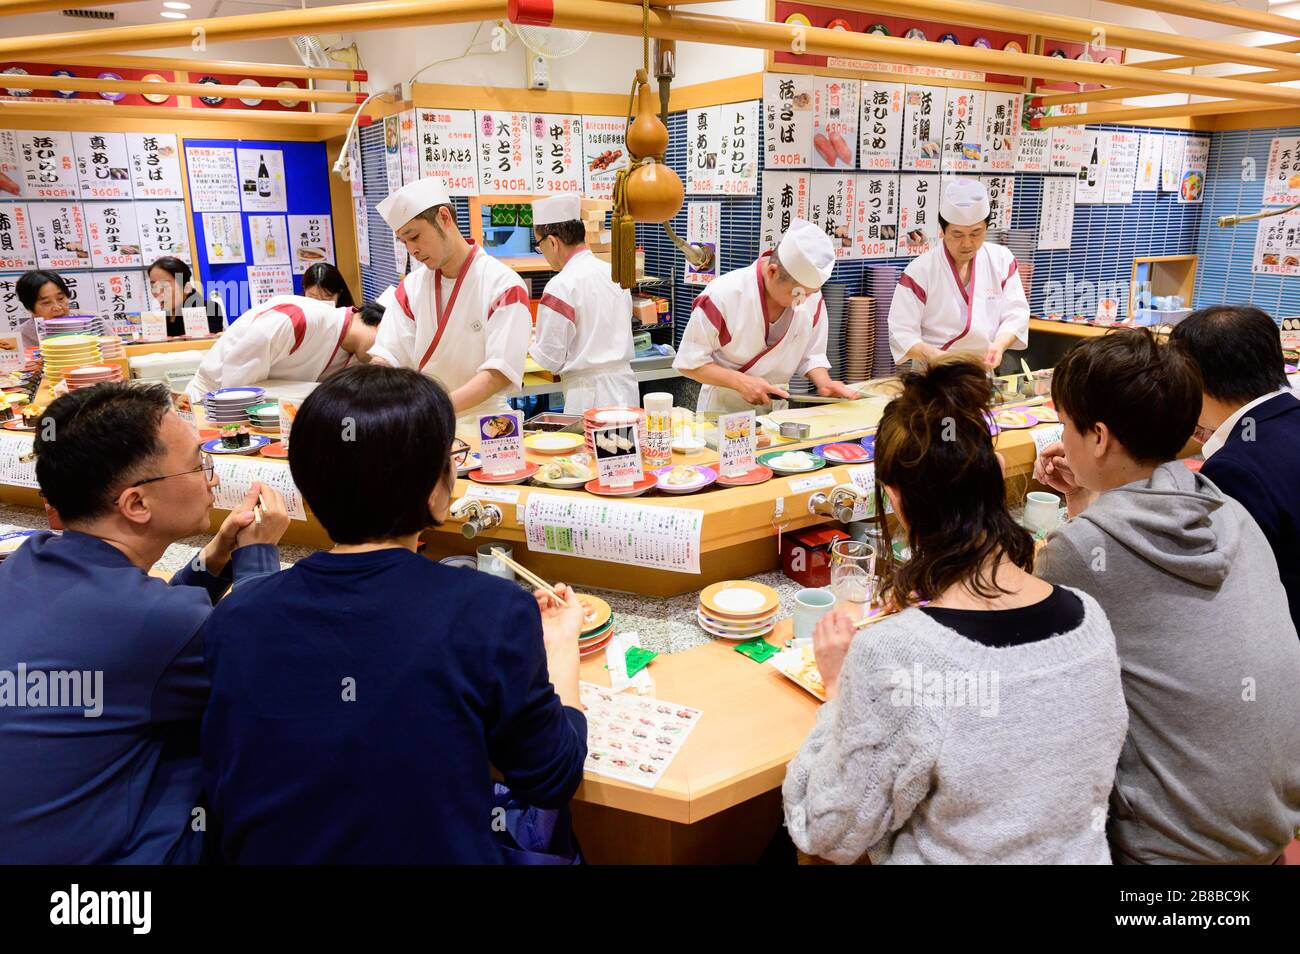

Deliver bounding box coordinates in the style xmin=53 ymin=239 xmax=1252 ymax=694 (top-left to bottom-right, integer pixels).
xmin=1171 ymin=306 xmax=1299 ymax=634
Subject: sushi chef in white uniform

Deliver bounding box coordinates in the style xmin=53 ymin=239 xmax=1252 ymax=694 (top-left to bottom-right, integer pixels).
xmin=528 ymin=194 xmax=638 ymax=413
xmin=185 ymin=295 xmax=378 ymax=404
xmin=889 ymin=177 xmax=1030 ymax=371
xmin=371 ymin=178 xmax=531 ymax=432
xmin=673 ymin=218 xmax=859 ymax=415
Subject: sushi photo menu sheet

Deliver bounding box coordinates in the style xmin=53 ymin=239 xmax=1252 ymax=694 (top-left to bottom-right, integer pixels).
xmin=523 ymin=495 xmax=704 ymax=574
xmin=580 ymin=681 xmax=703 ymax=789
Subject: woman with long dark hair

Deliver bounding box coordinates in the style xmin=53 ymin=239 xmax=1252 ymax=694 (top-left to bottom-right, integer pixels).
xmin=146 ymin=256 xmax=226 ymax=337
xmin=301 ymin=262 xmax=356 ymax=308
xmin=782 ymin=355 xmax=1128 ymax=864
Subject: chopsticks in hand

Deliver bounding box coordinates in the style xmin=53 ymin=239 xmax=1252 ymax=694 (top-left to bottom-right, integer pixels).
xmin=490 ymin=548 xmax=563 ymax=604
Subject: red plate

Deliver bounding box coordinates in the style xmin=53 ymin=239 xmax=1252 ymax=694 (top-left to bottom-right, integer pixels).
xmin=259 ymin=441 xmax=288 ymax=459
xmin=584 ymin=472 xmax=658 ymax=497
xmin=468 ymin=462 xmax=540 ymax=484
xmin=715 ymin=464 xmax=774 ymax=487
xmin=579 ymin=631 xmax=613 ymax=657
xmin=2 ymin=419 xmax=35 ymax=432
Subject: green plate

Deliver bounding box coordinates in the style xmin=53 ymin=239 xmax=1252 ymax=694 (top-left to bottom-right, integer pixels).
xmin=757 ymin=450 xmax=827 ymax=475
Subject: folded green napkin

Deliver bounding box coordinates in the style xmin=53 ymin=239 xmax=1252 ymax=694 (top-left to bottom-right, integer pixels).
xmin=734 ymin=637 xmax=779 ymax=663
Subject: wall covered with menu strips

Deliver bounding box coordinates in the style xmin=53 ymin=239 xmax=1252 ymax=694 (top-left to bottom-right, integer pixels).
xmin=1194 ymin=124 xmax=1300 ymax=320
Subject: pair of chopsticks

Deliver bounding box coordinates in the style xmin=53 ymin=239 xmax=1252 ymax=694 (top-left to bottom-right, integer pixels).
xmin=490 ymin=547 xmax=562 ymax=603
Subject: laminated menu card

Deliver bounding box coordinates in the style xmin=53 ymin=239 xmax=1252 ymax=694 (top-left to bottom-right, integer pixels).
xmin=579 ymin=681 xmax=703 ymax=789
xmin=592 ymin=423 xmax=643 ymax=487
xmin=717 ymin=410 xmax=756 ymax=478
xmin=479 ymin=411 xmax=524 ymax=475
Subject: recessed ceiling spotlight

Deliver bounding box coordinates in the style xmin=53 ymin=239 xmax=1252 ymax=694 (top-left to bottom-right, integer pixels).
xmin=160 ymin=10 xmax=187 ymax=17
xmin=163 ymin=2 xmax=191 ymax=8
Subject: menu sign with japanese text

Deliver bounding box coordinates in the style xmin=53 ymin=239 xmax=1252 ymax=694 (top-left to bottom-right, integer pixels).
xmin=856 ymin=173 xmax=899 ymax=259
xmin=16 ymin=130 xmax=78 ymax=199
xmin=982 ymin=175 xmax=1014 ymax=231
xmin=416 ymin=108 xmax=480 ymax=196
xmin=1038 ymin=176 xmax=1076 ymax=251
xmin=901 ymin=86 xmax=945 ymax=172
xmin=760 ymin=171 xmax=809 ymax=252
xmin=1264 ymin=136 xmax=1300 ymax=206
xmin=808 ymin=173 xmax=859 ymax=261
xmin=85 ymin=201 xmax=142 ymax=268
xmin=92 ymin=271 xmax=148 ymax=331
xmin=476 ymin=110 xmax=532 ymax=195
xmin=126 ymin=133 xmax=183 ymax=200
xmin=858 ymin=81 xmax=904 ymax=171
xmin=531 ymin=114 xmax=582 ymax=194
xmin=898 ymin=174 xmax=940 ymax=257
xmin=288 ymin=214 xmax=334 ymax=275
xmin=763 ymin=74 xmax=814 ymax=168
xmin=687 ymin=106 xmax=720 ymax=194
xmin=716 ymin=101 xmax=759 ymax=195
xmin=982 ymin=93 xmax=1021 ymax=173
xmin=136 ymin=201 xmax=189 ymax=264
xmin=185 ymin=146 xmax=240 ymax=212
xmin=941 ymin=90 xmax=985 ymax=173
xmin=0 ymin=203 xmax=37 ymax=271
xmin=73 ymin=132 xmax=132 ymax=200
xmin=811 ymin=80 xmax=858 ymax=171
xmin=1251 ymin=206 xmax=1300 ymax=276
xmin=29 ymin=202 xmax=90 ymax=269
xmin=685 ymin=202 xmax=720 ymax=285
xmin=581 ymin=116 xmax=628 ymax=201
xmin=1178 ymin=137 xmax=1210 ymax=204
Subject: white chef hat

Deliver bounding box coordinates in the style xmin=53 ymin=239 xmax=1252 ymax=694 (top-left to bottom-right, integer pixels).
xmin=777 ymin=218 xmax=835 ymax=289
xmin=939 ymin=178 xmax=990 ymax=227
xmin=377 ymin=178 xmax=452 ymax=231
xmin=532 ymin=194 xmax=582 ymax=226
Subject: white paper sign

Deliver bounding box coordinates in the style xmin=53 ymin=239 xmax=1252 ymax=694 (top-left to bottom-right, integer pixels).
xmin=135 ymin=201 xmax=189 ymax=264
xmin=73 ymin=132 xmax=132 ymax=200
xmin=788 ymin=472 xmax=836 ymax=494
xmin=0 ymin=435 xmax=39 ymax=489
xmin=0 ymin=276 xmax=29 ymax=335
xmin=530 ymin=113 xmax=582 ymax=195
xmin=354 ymin=197 xmax=370 ymax=267
xmin=1031 ymin=424 xmax=1065 ymax=455
xmin=476 ymin=110 xmax=532 ymax=195
xmin=384 ymin=115 xmax=403 ymax=192
xmin=898 ymin=174 xmax=940 ymax=257
xmin=717 ymin=101 xmax=760 ymax=196
xmin=1015 ymin=128 xmax=1051 ymax=173
xmin=1038 ymin=177 xmax=1076 ymax=251
xmin=687 ymin=106 xmax=720 ymax=194
xmin=479 ymin=411 xmax=525 ymax=476
xmin=982 ymin=93 xmax=1021 ymax=173
xmin=247 ymin=215 xmax=289 ymax=266
xmin=940 ymin=90 xmax=985 ymax=173
xmin=1160 ymin=136 xmax=1186 ymax=192
xmin=399 ymin=109 xmax=420 ymax=188
xmin=182 ymin=305 xmax=210 ymax=338
xmin=812 ymin=79 xmax=858 ymax=170
xmin=579 ymin=681 xmax=703 ymax=787
xmin=127 ymin=134 xmax=183 ymax=200
xmin=0 ymin=334 xmax=21 ymax=373
xmin=236 ymin=148 xmax=287 ymax=212
xmin=581 ymin=116 xmax=628 ymax=201
xmin=593 ymin=423 xmax=643 ymax=488
xmin=808 ymin=173 xmax=859 ymax=261
xmin=1263 ymin=136 xmax=1300 ymax=206
xmin=858 ymin=81 xmax=905 ymax=171
xmin=288 ymin=214 xmax=334 ymax=275
xmin=202 ymin=212 xmax=245 ymax=264
xmin=348 ymin=132 xmax=364 ymax=198
xmin=1250 ymin=207 xmax=1300 ymax=276
xmin=140 ymin=310 xmax=168 ymax=341
xmin=1178 ymin=137 xmax=1210 ymax=204
xmin=16 ymin=130 xmax=78 ymax=199
xmin=1105 ymin=131 xmax=1140 ymax=205
xmin=0 ymin=203 xmax=37 ymax=271
xmin=856 ymin=173 xmax=899 ymax=259
xmin=901 ymin=85 xmax=946 ymax=172
xmin=523 ymin=494 xmax=705 ymax=575
xmin=1075 ymin=131 xmax=1109 ymax=204
xmin=212 ymin=457 xmax=307 ymax=521
xmin=1135 ymin=134 xmax=1162 ymax=192
xmin=847 ymin=463 xmax=878 ymax=521
xmin=29 ymin=202 xmax=90 ymax=269
xmin=684 ymin=202 xmax=720 ymax=285
xmin=246 ymin=264 xmax=295 ymax=305
xmin=760 ymin=171 xmax=809 ymax=252
xmin=416 ymin=108 xmax=480 ymax=196
xmin=0 ymin=131 xmax=21 ymax=193
xmin=92 ymin=271 xmax=148 ymax=330
xmin=718 ymin=411 xmax=756 ymax=478
xmin=1049 ymin=124 xmax=1086 ymax=175
xmin=84 ymin=201 xmax=142 ymax=268
xmin=982 ymin=175 xmax=1014 ymax=231
xmin=764 ymin=74 xmax=814 ymax=168
xmin=186 ymin=146 xmax=241 ymax=212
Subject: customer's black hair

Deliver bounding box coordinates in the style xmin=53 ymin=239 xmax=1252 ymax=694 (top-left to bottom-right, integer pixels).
xmin=1169 ymin=305 xmax=1288 ymax=405
xmin=1052 ymin=328 xmax=1203 ymax=465
xmin=535 ymin=220 xmax=586 ymax=247
xmin=357 ymin=302 xmax=385 ymax=327
xmin=33 ymin=382 xmax=174 ymax=523
xmin=16 ymin=270 xmax=69 ymax=311
xmin=302 ymin=262 xmax=356 ymax=308
xmin=146 ymin=256 xmax=192 ymax=286
xmin=289 ymin=365 xmax=456 ymax=544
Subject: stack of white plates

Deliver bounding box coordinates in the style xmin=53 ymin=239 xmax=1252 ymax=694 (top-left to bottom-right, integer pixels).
xmin=38 ymin=315 xmax=104 ymax=339
xmin=66 ymin=365 xmax=124 ymax=391
xmin=820 ymin=283 xmax=847 ymax=383
xmin=41 ymin=335 xmax=102 ymax=382
xmin=846 ymin=297 xmax=875 ymax=382
xmin=203 ymin=387 xmax=265 ymax=425
xmin=867 ymin=265 xmax=901 ymax=377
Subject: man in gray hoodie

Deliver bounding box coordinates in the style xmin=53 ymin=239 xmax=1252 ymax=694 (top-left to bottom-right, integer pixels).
xmin=1033 ymin=329 xmax=1300 ymax=865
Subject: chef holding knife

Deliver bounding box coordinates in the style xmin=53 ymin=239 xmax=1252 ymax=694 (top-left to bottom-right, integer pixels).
xmin=673 ymin=219 xmax=859 ymax=415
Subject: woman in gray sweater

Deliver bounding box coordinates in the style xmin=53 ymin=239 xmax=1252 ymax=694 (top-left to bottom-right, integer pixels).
xmin=783 ymin=357 xmax=1129 ymax=864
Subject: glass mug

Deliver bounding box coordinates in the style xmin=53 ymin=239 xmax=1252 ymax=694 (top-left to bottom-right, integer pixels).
xmin=829 ymin=539 xmax=879 ymax=622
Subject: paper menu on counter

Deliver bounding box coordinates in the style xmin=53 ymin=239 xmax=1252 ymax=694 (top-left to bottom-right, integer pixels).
xmin=479 ymin=411 xmax=525 ymax=476
xmin=523 ymin=495 xmax=704 ymax=574
xmin=718 ymin=411 xmax=756 ymax=478
xmin=580 ymin=681 xmax=702 ymax=789
xmin=0 ymin=434 xmax=38 ymax=489
xmin=181 ymin=306 xmax=210 ymax=338
xmin=592 ymin=423 xmax=643 ymax=488
xmin=212 ymin=457 xmax=306 ymax=520
xmin=847 ymin=463 xmax=879 ymax=521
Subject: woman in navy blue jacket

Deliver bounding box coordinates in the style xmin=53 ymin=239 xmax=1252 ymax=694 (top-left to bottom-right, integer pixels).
xmin=199 ymin=365 xmax=587 ymax=863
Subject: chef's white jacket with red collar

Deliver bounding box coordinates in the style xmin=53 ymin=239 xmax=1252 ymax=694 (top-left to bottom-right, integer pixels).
xmin=186 ymin=295 xmax=356 ymax=403
xmin=888 ymin=241 xmax=1030 ymax=364
xmin=530 ymin=248 xmax=638 ymax=413
xmin=672 ymin=252 xmax=831 ymax=415
xmin=370 ymin=243 xmax=531 ymax=425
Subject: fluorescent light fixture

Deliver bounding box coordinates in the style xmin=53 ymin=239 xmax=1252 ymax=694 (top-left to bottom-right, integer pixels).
xmin=163 ymin=1 xmax=191 ymax=8
xmin=160 ymin=10 xmax=187 ymax=17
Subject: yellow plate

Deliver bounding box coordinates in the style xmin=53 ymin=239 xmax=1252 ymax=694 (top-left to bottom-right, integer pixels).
xmin=577 ymin=594 xmax=612 ymax=634
xmin=523 ymin=432 xmax=584 ymax=455
xmin=700 ymin=580 xmax=780 ymax=620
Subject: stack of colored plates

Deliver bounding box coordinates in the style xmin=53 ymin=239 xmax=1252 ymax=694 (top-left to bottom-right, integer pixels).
xmin=867 ymin=265 xmax=901 ymax=376
xmin=578 ymin=594 xmax=615 ymax=657
xmin=41 ymin=335 xmax=102 ymax=382
xmin=846 ymin=296 xmax=875 ymax=382
xmin=697 ymin=580 xmax=780 ymax=640
xmin=821 ymin=283 xmax=847 ymax=383
xmin=246 ymin=402 xmax=281 ymax=433
xmin=582 ymin=406 xmax=647 ymax=457
xmin=66 ymin=365 xmax=124 ymax=390
xmin=203 ymin=387 xmax=265 ymax=425
xmin=96 ymin=336 xmax=125 ymax=360
xmin=38 ymin=316 xmax=104 ymax=339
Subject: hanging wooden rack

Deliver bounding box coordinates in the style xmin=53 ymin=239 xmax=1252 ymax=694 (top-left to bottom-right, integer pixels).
xmin=4 ymin=74 xmax=368 ymax=104
xmin=14 ymin=53 xmax=366 ymax=83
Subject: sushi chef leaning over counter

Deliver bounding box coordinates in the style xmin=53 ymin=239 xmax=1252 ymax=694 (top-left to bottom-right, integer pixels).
xmin=185 ymin=296 xmax=380 ymax=404
xmin=528 ymin=194 xmax=638 ymax=413
xmin=888 ymin=178 xmax=1030 ymax=371
xmin=370 ymin=178 xmax=531 ymax=431
xmin=673 ymin=218 xmax=860 ymax=414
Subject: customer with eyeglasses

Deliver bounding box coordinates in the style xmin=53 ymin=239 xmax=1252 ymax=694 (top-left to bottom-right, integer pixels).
xmin=0 ymin=382 xmax=288 ymax=863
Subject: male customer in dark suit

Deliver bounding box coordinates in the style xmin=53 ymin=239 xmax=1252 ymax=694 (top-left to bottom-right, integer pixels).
xmin=1170 ymin=305 xmax=1299 ymax=634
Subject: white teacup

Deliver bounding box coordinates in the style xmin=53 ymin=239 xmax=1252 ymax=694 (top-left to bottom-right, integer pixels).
xmin=1023 ymin=491 xmax=1062 ymax=535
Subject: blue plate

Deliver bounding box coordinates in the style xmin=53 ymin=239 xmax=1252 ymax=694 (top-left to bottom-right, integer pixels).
xmin=858 ymin=434 xmax=876 ymax=460
xmin=203 ymin=434 xmax=272 ymax=455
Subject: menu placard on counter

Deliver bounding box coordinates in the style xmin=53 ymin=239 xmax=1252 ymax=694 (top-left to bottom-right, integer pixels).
xmin=479 ymin=411 xmax=525 ymax=476
xmin=1264 ymin=136 xmax=1300 ymax=206
xmin=181 ymin=306 xmax=210 ymax=338
xmin=858 ymin=81 xmax=904 ymax=171
xmin=847 ymin=463 xmax=878 ymax=521
xmin=0 ymin=434 xmax=38 ymax=489
xmin=580 ymin=681 xmax=703 ymax=789
xmin=717 ymin=411 xmax=756 ymax=478
xmin=523 ymin=494 xmax=705 ymax=574
xmin=593 ymin=423 xmax=643 ymax=488
xmin=140 ymin=310 xmax=168 ymax=341
xmin=73 ymin=132 xmax=132 ymax=200
xmin=0 ymin=334 xmax=21 ymax=373
xmin=211 ymin=457 xmax=306 ymax=521
xmin=901 ymin=85 xmax=945 ymax=172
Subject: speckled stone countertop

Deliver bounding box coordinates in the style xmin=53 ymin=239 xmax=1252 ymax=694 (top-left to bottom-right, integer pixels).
xmin=1 ymin=503 xmax=806 ymax=656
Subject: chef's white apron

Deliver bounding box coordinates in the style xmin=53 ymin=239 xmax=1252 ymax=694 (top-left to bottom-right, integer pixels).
xmin=560 ymin=362 xmax=640 ymax=415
